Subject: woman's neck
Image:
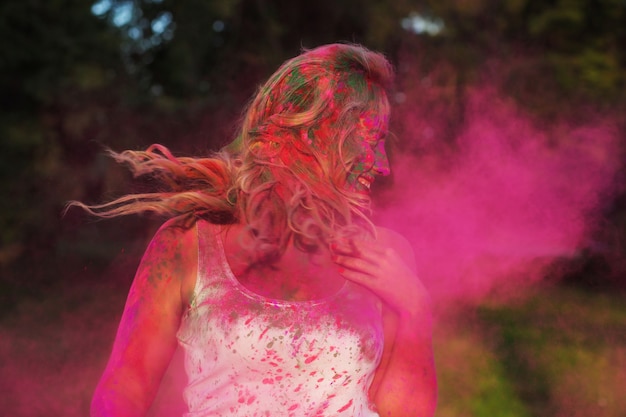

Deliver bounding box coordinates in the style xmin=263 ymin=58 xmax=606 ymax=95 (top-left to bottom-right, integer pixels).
xmin=222 ymin=223 xmax=345 ymax=301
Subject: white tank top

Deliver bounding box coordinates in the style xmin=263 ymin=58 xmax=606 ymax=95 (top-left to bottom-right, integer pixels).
xmin=176 ymin=221 xmax=384 ymax=417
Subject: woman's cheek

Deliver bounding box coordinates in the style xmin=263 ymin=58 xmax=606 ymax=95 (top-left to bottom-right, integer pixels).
xmin=353 ymin=150 xmax=375 ymax=173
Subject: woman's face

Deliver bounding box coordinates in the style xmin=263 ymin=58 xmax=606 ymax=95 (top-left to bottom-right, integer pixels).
xmin=345 ymin=111 xmax=390 ymax=194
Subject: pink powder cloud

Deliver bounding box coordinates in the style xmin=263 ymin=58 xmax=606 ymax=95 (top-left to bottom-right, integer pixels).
xmin=376 ymin=86 xmax=622 ymax=303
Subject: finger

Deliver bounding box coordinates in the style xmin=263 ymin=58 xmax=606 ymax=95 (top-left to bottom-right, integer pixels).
xmin=351 ymin=240 xmax=388 ymax=258
xmin=337 ymin=266 xmax=378 ymax=285
xmin=330 ymin=240 xmax=358 ymax=256
xmin=338 ymin=269 xmax=390 ymax=301
xmin=334 ymin=255 xmax=380 ymax=276
xmin=331 ymin=242 xmax=386 ymax=263
xmin=337 ymin=268 xmax=367 ymax=285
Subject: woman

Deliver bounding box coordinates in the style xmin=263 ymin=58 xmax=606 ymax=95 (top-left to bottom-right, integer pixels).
xmin=77 ymin=43 xmax=436 ymax=417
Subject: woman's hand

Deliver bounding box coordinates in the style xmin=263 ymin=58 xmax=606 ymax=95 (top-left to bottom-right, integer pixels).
xmin=332 ymin=227 xmax=437 ymax=417
xmin=331 ymin=227 xmax=430 ymax=323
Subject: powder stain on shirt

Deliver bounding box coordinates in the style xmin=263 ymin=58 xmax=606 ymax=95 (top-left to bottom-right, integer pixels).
xmin=176 ymin=221 xmax=383 ymax=416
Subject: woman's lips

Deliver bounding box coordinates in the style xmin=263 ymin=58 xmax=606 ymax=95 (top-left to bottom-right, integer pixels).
xmin=358 ymin=174 xmax=375 ymax=190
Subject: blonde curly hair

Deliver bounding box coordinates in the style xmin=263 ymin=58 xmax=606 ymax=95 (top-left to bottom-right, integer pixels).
xmin=72 ymin=43 xmax=394 ymax=262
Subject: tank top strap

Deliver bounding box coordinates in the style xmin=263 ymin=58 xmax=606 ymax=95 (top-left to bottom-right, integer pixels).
xmin=196 ymin=220 xmax=217 ymax=281
xmin=188 ymin=220 xmax=230 ymax=309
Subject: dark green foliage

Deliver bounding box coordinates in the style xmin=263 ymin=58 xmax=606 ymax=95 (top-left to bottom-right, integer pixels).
xmin=0 ymin=0 xmax=624 ymax=293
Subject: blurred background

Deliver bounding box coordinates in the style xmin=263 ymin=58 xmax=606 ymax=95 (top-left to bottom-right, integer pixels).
xmin=1 ymin=1 xmax=625 ymax=416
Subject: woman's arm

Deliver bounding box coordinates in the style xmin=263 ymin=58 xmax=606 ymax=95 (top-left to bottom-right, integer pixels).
xmin=333 ymin=227 xmax=437 ymax=417
xmin=91 ymin=219 xmax=197 ymax=417
xmin=372 ymin=300 xmax=437 ymax=416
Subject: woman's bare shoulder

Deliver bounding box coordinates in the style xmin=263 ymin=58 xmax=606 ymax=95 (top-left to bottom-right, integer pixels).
xmin=375 ymin=226 xmax=417 ymax=272
xmin=153 ymin=216 xmax=198 ymax=240
xmin=138 ymin=216 xmax=199 ymax=304
xmin=375 ymin=226 xmax=409 ymax=245
xmin=142 ymin=218 xmax=197 ymax=269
